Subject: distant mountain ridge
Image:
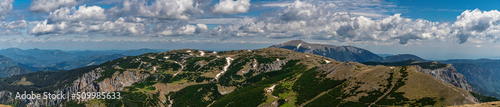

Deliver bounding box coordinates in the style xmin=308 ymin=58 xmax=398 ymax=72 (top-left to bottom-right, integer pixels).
xmin=271 ymin=40 xmax=426 ymax=62
xmin=384 ymin=54 xmax=426 ymax=62
xmin=0 ymin=48 xmax=165 ymax=70
xmin=0 ymin=48 xmax=166 ymax=77
xmin=49 ymin=54 xmax=126 ymax=70
xmin=0 ymin=48 xmax=76 ymax=67
xmin=0 ymin=55 xmax=32 ymax=77
xmin=377 ymin=54 xmax=394 ymax=57
xmin=271 ymin=40 xmax=385 ymax=62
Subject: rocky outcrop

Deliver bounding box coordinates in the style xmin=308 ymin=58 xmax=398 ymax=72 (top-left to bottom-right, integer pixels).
xmin=68 ymin=68 xmax=150 ymax=103
xmin=414 ymin=64 xmax=476 ymax=92
xmin=255 ymin=59 xmax=287 ymax=73
xmin=0 ymin=91 xmax=14 ymax=104
xmin=76 ymin=70 xmax=150 ymax=93
xmin=7 ymin=66 xmax=151 ymax=106
xmin=441 ymin=59 xmax=500 ymax=99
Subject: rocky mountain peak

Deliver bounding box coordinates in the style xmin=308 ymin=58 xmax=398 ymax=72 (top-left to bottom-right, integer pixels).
xmin=271 ymin=40 xmax=384 ymax=62
xmin=384 ymin=54 xmax=427 ymax=62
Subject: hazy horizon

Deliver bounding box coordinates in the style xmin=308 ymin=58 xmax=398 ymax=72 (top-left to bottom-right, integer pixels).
xmin=1 ymin=40 xmax=499 ymax=60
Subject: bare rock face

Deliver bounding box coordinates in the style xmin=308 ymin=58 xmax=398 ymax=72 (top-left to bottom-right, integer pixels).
xmin=72 ymin=67 xmax=104 ymax=92
xmin=28 ymin=68 xmax=105 ymax=105
xmin=0 ymin=91 xmax=14 ymax=104
xmin=14 ymin=66 xmax=151 ymax=106
xmin=79 ymin=70 xmax=150 ymax=92
xmin=255 ymin=60 xmax=286 ymax=73
xmin=69 ymin=69 xmax=150 ymax=103
xmin=414 ymin=64 xmax=476 ymax=93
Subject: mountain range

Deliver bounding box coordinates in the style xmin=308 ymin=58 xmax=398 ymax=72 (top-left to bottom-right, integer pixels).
xmin=0 ymin=48 xmax=482 ymax=106
xmin=0 ymin=48 xmax=165 ymax=77
xmin=271 ymin=40 xmax=426 ymax=62
xmin=270 ymin=40 xmax=385 ymax=62
xmin=0 ymin=48 xmax=165 ymax=68
xmin=272 ymin=40 xmax=500 ymax=100
xmin=0 ymin=40 xmax=497 ymax=106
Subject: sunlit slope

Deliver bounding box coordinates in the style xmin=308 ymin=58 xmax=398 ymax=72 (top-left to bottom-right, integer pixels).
xmin=0 ymin=48 xmax=478 ymax=106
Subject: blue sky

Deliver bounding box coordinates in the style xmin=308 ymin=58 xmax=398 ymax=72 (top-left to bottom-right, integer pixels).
xmin=389 ymin=0 xmax=500 ymax=22
xmin=1 ymin=0 xmax=500 ymax=60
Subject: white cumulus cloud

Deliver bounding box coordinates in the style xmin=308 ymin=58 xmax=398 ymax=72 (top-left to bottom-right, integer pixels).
xmin=153 ymin=23 xmax=209 ymax=36
xmin=0 ymin=20 xmax=29 ymax=35
xmin=30 ymin=5 xmax=110 ymax=35
xmin=30 ymin=4 xmax=209 ymax=37
xmin=46 ymin=5 xmax=107 ymax=23
xmin=108 ymin=0 xmax=204 ymax=20
xmin=452 ymin=9 xmax=500 ymax=43
xmin=0 ymin=0 xmax=13 ymax=20
xmin=280 ymin=0 xmax=321 ymax=21
xmin=211 ymin=1 xmax=450 ymax=44
xmin=21 ymin=0 xmax=500 ymax=45
xmin=5 ymin=20 xmax=28 ymax=29
xmin=209 ymin=1 xmax=500 ymax=45
xmin=213 ymin=0 xmax=251 ymax=14
xmin=30 ymin=0 xmax=78 ymax=13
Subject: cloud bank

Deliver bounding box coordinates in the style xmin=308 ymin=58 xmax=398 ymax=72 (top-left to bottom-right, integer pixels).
xmin=213 ymin=1 xmax=448 ymax=44
xmin=211 ymin=1 xmax=500 ymax=44
xmin=0 ymin=20 xmax=28 ymax=35
xmin=30 ymin=0 xmax=78 ymax=13
xmin=108 ymin=0 xmax=204 ymax=20
xmin=29 ymin=4 xmax=208 ymax=36
xmin=0 ymin=0 xmax=13 ymax=20
xmin=4 ymin=0 xmax=500 ymax=45
xmin=213 ymin=0 xmax=251 ymax=14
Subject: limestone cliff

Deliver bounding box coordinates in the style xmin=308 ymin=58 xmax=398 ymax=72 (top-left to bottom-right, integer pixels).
xmin=414 ymin=64 xmax=476 ymax=92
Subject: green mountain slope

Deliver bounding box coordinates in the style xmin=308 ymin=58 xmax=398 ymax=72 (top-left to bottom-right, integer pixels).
xmin=0 ymin=48 xmax=480 ymax=107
